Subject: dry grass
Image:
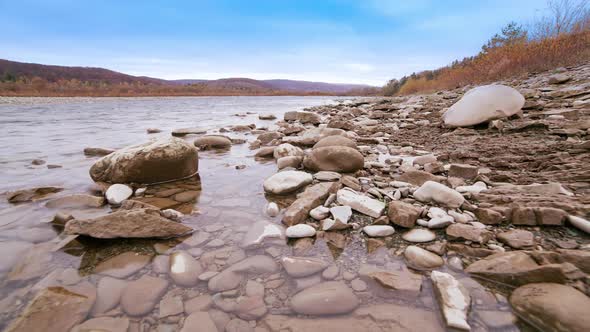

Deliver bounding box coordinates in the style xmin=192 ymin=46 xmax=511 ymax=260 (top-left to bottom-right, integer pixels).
xmin=397 ymin=30 xmax=590 ymax=95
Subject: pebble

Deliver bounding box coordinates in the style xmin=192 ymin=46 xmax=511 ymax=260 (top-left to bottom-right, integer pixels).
xmin=402 ymin=229 xmax=436 ymax=242
xmin=350 ymin=278 xmax=367 ymax=291
xmin=363 ymin=225 xmax=395 ymax=237
xmin=286 ymin=224 xmax=316 ymax=238
xmin=265 ymin=202 xmax=280 ymax=217
xmin=105 ymin=184 xmax=133 ymax=205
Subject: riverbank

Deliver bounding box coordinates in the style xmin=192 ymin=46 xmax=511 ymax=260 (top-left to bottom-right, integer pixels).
xmin=0 ymin=63 xmax=589 ymax=331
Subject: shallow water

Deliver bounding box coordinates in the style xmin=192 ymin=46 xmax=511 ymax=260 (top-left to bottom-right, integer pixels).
xmin=0 ymin=96 xmax=525 ymax=331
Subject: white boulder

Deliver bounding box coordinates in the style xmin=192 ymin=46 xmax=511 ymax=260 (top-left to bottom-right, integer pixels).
xmin=105 ymin=184 xmax=133 ymax=205
xmin=443 ymin=84 xmax=525 ymax=127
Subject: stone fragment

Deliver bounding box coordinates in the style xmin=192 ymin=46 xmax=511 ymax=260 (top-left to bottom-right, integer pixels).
xmin=446 ymin=223 xmax=492 ymax=244
xmin=388 ymin=201 xmax=421 ymax=228
xmin=283 ymin=182 xmax=339 ymax=226
xmin=337 ymin=188 xmax=385 ymax=218
xmin=431 ymin=271 xmax=471 ymax=331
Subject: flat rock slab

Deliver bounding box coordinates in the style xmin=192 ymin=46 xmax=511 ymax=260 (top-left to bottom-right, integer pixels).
xmin=65 ymin=208 xmax=192 ymax=238
xmin=5 ymin=283 xmax=96 ymax=332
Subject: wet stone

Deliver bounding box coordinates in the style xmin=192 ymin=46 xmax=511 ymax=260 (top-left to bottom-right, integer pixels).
xmin=94 ymin=252 xmax=152 ymax=278
xmin=121 ymin=275 xmax=169 ymax=316
xmin=281 ymin=256 xmax=329 ymax=277
xmin=290 ymin=281 xmax=359 ymax=315
xmin=169 ymin=251 xmax=204 ymax=287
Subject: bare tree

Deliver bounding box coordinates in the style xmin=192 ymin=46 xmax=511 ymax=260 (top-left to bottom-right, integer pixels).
xmin=531 ymin=0 xmax=590 ymax=39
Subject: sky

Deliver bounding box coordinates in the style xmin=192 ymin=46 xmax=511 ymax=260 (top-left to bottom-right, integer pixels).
xmin=0 ymin=0 xmax=552 ymax=85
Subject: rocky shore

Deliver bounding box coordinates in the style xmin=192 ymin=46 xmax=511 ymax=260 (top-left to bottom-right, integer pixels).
xmin=1 ymin=64 xmax=589 ymax=331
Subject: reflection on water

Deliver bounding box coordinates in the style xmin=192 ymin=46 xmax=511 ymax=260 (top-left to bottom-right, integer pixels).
xmin=0 ymin=96 xmax=527 ymax=331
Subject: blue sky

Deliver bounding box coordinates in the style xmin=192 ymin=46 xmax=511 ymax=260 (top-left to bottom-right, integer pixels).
xmin=0 ymin=0 xmax=551 ymax=85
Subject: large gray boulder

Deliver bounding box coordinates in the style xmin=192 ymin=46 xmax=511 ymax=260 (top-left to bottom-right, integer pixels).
xmin=89 ymin=138 xmax=198 ymax=184
xmin=443 ymin=85 xmax=525 ymax=127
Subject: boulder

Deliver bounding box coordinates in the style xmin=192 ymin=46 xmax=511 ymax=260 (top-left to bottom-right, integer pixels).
xmin=193 ymin=135 xmax=232 ymax=150
xmin=290 ymin=282 xmax=359 ymax=315
xmin=64 ymin=208 xmax=192 ymax=238
xmin=283 ymin=182 xmax=340 ymax=226
xmin=388 ymin=201 xmax=421 ymax=228
xmin=337 ymin=188 xmax=385 ymax=218
xmin=303 ymin=146 xmax=364 ymax=173
xmin=510 ymin=283 xmax=590 ymax=332
xmin=263 ymin=171 xmax=313 ymax=195
xmin=313 ymin=136 xmax=357 ymax=149
xmin=443 ymin=85 xmax=525 ymax=127
xmin=413 ymin=181 xmax=464 ymax=208
xmin=89 ymin=138 xmax=198 ymax=184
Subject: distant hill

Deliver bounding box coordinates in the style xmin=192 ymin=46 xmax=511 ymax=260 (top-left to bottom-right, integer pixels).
xmin=171 ymin=78 xmax=372 ymax=94
xmin=0 ymin=58 xmax=378 ymax=96
xmin=0 ymin=59 xmax=166 ymax=85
